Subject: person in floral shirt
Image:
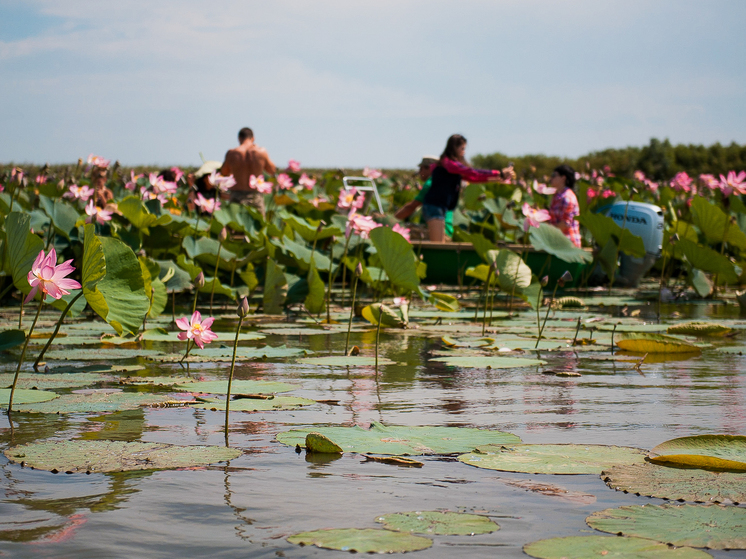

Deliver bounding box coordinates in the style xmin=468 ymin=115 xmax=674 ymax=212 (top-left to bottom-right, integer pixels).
xmin=548 ymin=164 xmax=582 ymax=247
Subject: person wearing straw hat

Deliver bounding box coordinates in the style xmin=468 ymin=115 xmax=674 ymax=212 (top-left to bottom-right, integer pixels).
xmin=394 ymin=156 xmax=454 ymax=238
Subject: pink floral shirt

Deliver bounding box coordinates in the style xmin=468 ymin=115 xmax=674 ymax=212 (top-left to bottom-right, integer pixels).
xmin=549 ymin=188 xmax=581 ymax=247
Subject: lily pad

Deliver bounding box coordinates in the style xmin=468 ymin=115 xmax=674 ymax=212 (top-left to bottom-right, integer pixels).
xmin=151 ymin=345 xmax=308 ymax=363
xmin=175 ymin=380 xmax=300 ymax=394
xmin=649 ymin=435 xmax=746 ymax=471
xmin=0 ymin=388 xmax=58 ymax=406
xmin=602 ymin=462 xmax=746 ymax=503
xmin=4 ymin=440 xmax=241 ymax=473
xmin=458 ymin=444 xmax=646 ymax=474
xmin=11 ymin=392 xmax=172 ymax=414
xmin=287 ymin=528 xmax=432 ymax=553
xmin=524 ymin=535 xmax=713 ymax=558
xmin=615 ymin=333 xmax=701 ymax=354
xmin=192 ymin=396 xmax=316 ymax=412
xmin=376 ymin=511 xmax=498 ymax=536
xmin=119 ymin=376 xmax=197 ymax=386
xmin=44 ymin=348 xmax=165 ymax=361
xmin=429 ymin=356 xmax=546 ymax=369
xmin=306 ymin=433 xmax=343 ymax=453
xmin=140 ymin=329 xmax=266 ymax=343
xmin=297 ymin=356 xmax=395 ymax=367
xmin=0 ymin=373 xmax=107 ymax=390
xmin=586 ymin=504 xmax=746 ymax=550
xmin=277 ymin=422 xmax=521 ymax=455
xmin=667 ymin=322 xmax=733 ymax=337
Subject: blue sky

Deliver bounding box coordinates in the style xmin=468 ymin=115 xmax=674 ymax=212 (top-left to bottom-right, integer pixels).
xmin=1 ymin=0 xmax=745 ymax=168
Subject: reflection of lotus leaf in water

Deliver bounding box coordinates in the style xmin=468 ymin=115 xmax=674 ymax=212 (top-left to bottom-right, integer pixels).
xmin=4 ymin=440 xmax=241 ymax=473
xmin=277 ymin=422 xmax=521 ymax=455
xmin=523 ymin=535 xmax=712 ymax=559
xmin=297 ymin=356 xmax=395 ymax=367
xmin=459 ymin=444 xmax=646 ymax=474
xmin=191 ymin=396 xmax=316 ymax=412
xmin=429 ymin=356 xmax=546 ymax=369
xmin=287 ymin=528 xmax=432 ymax=553
xmin=175 ymin=379 xmax=300 ymax=394
xmin=586 ymin=504 xmax=746 ymax=550
xmin=0 ymin=388 xmax=58 ymax=406
xmin=0 ymin=373 xmax=108 ymax=390
xmin=615 ymin=333 xmax=701 ymax=354
xmin=10 ymin=392 xmax=172 ymax=414
xmin=649 ymin=435 xmax=746 ymax=470
xmin=376 ymin=511 xmax=498 ymax=536
xmin=602 ymin=462 xmax=746 ymax=503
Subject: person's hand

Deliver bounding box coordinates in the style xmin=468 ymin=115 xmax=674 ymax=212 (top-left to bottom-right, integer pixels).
xmin=501 ymin=166 xmax=516 ymax=182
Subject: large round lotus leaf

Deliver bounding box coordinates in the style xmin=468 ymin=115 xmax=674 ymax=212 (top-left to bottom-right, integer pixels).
xmin=260 ymin=327 xmax=339 ymax=336
xmin=376 ymin=511 xmax=498 ymax=536
xmin=52 ymin=364 xmax=145 ymax=374
xmin=44 ymin=348 xmax=165 ymax=360
xmin=4 ymin=440 xmax=240 ymax=473
xmin=287 ymin=528 xmax=432 ymax=553
xmin=715 ymin=346 xmax=746 ymax=355
xmin=0 ymin=388 xmax=58 ymax=406
xmin=11 ymin=392 xmax=172 ymax=414
xmin=175 ymin=379 xmax=300 ymax=394
xmin=297 ymin=356 xmax=395 ymax=367
xmin=192 ymin=396 xmax=315 ymax=412
xmin=119 ymin=376 xmax=196 ymax=386
xmin=523 ymin=535 xmax=713 ymax=558
xmin=649 ymin=435 xmax=746 ymax=470
xmin=429 ymin=356 xmax=546 ymax=369
xmin=602 ymin=462 xmax=746 ymax=503
xmin=667 ymin=321 xmax=732 ymax=337
xmin=140 ymin=329 xmax=265 ymax=343
xmin=586 ymin=504 xmax=746 ymax=550
xmin=615 ymin=333 xmax=700 ymax=354
xmin=0 ymin=373 xmax=107 ymax=390
xmin=277 ymin=422 xmax=521 ymax=455
xmin=441 ymin=336 xmax=495 ymax=348
xmin=151 ymin=345 xmax=309 ymax=363
xmin=458 ymin=444 xmax=646 ymax=474
xmin=596 ymin=323 xmax=668 ymax=332
xmin=409 ymin=310 xmax=508 ymax=319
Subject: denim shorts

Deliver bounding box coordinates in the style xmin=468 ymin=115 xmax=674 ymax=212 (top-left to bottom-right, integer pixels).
xmin=421 ymin=203 xmax=446 ymax=222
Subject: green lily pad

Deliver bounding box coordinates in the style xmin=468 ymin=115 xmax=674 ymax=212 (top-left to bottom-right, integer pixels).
xmin=11 ymin=392 xmax=172 ymax=414
xmin=650 ymin=435 xmax=746 ymax=470
xmin=0 ymin=373 xmax=107 ymax=390
xmin=287 ymin=528 xmax=432 ymax=553
xmin=44 ymin=348 xmax=165 ymax=361
xmin=175 ymin=380 xmax=300 ymax=394
xmin=376 ymin=511 xmax=498 ymax=536
xmin=615 ymin=333 xmax=701 ymax=354
xmin=192 ymin=396 xmax=316 ymax=412
xmin=277 ymin=422 xmax=521 ymax=455
xmin=524 ymin=535 xmax=713 ymax=558
xmin=4 ymin=440 xmax=240 ymax=473
xmin=119 ymin=376 xmax=196 ymax=386
xmin=50 ymin=364 xmax=146 ymax=374
xmin=429 ymin=356 xmax=546 ymax=369
xmin=586 ymin=504 xmax=746 ymax=550
xmin=150 ymin=345 xmax=309 ymax=363
xmin=602 ymin=462 xmax=746 ymax=503
xmin=140 ymin=329 xmax=266 ymax=343
xmin=297 ymin=356 xmax=396 ymax=367
xmin=458 ymin=444 xmax=646 ymax=474
xmin=0 ymin=388 xmax=58 ymax=406
xmin=715 ymin=346 xmax=746 ymax=355
xmin=596 ymin=323 xmax=668 ymax=332
xmin=259 ymin=327 xmax=341 ymax=336
xmin=667 ymin=322 xmax=733 ymax=337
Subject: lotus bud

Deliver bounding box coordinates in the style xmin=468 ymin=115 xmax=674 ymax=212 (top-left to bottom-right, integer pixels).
xmin=218 ymin=227 xmax=228 ymax=242
xmin=237 ymin=297 xmax=250 ymax=318
xmin=194 ymin=271 xmax=205 ymax=289
xmin=558 ymin=270 xmax=573 ymax=287
xmin=355 ymin=263 xmax=363 ymax=278
xmin=541 ymin=275 xmax=549 ymax=287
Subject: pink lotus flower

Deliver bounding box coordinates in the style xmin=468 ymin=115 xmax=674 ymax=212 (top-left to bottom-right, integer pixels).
xmin=299 ymin=173 xmax=316 ymax=190
xmin=670 ymin=172 xmax=693 ymax=192
xmin=532 ymin=180 xmax=556 ymax=196
xmin=346 ymin=211 xmax=381 ymax=239
xmin=87 ymin=154 xmax=110 ymax=169
xmin=170 ymin=166 xmax=184 ymax=183
xmin=250 ymin=175 xmax=273 ymax=194
xmin=700 ymin=174 xmax=720 ymax=191
xmin=194 ymin=192 xmax=220 ymax=214
xmin=141 ymin=188 xmax=169 ymax=205
xmin=363 ymin=167 xmax=382 ymax=180
xmin=392 ymin=223 xmax=411 ymax=241
xmin=601 ymin=189 xmax=616 ymax=199
xmin=0 ymin=184 xmax=3 ymax=192
xmin=125 ymin=171 xmax=142 ymax=191
xmin=11 ymin=167 xmax=24 ymax=183
xmin=85 ymin=200 xmax=114 ymax=224
xmin=276 ymin=173 xmax=294 ymax=190
xmin=64 ymin=184 xmax=94 ymax=202
xmin=25 ymin=247 xmax=82 ymax=303
xmin=287 ymin=160 xmax=301 ymax=173
xmin=208 ymin=171 xmax=236 ymax=193
xmin=586 ymin=188 xmax=598 ymax=201
xmin=522 ymin=203 xmax=551 ymax=231
xmin=633 ymin=170 xmax=647 ymax=182
xmin=310 ymin=196 xmax=329 ymax=208
xmin=176 ymin=311 xmax=218 ymax=349
xmin=719 ymin=171 xmax=746 ymax=196
xmin=337 ymin=187 xmax=365 ymax=210
xmin=35 ymin=175 xmax=47 ymax=185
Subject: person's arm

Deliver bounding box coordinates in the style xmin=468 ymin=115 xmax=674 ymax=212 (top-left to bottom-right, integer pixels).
xmin=260 ymin=149 xmax=277 ymax=175
xmin=440 ymin=157 xmax=501 ymax=182
xmin=220 ymin=152 xmax=232 ymax=177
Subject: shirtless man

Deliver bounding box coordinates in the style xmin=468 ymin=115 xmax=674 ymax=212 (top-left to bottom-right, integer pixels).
xmin=220 ymin=127 xmax=276 ymax=216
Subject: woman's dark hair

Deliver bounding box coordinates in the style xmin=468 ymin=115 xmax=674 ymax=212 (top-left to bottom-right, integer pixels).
xmin=554 ymin=164 xmax=576 ymax=190
xmin=440 ymin=134 xmax=467 ymax=163
xmin=158 ymin=169 xmax=176 ymax=182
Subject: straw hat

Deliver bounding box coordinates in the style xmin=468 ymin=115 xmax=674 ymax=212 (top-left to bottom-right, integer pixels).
xmin=418 ymin=155 xmax=439 ymax=167
xmin=194 ymin=161 xmax=222 ymax=178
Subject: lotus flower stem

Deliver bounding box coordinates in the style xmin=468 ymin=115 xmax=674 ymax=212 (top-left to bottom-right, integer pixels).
xmin=18 ymin=298 xmax=24 ymax=330
xmin=8 ymin=300 xmax=43 ymax=413
xmin=481 ymin=265 xmax=495 ymax=336
xmin=611 ymin=323 xmax=617 ymax=354
xmin=33 ymin=291 xmax=84 ymax=371
xmin=226 ymin=298 xmax=249 ymax=440
xmin=179 ymin=339 xmax=193 ymax=367
xmin=210 ymin=243 xmax=223 ymax=315
xmin=344 ymin=265 xmax=362 ymax=356
xmin=45 ymin=218 xmax=55 ymax=250
xmin=536 ymin=283 xmax=559 ymax=348
xmin=572 ymin=316 xmax=582 ymax=346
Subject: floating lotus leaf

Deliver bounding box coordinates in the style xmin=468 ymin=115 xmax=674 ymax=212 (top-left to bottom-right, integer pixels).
xmin=50 ymin=364 xmax=146 ymax=374
xmin=4 ymin=440 xmax=240 ymax=473
xmin=0 ymin=388 xmax=58 ymax=406
xmin=287 ymin=528 xmax=432 ymax=553
xmin=297 ymin=356 xmax=395 ymax=367
xmin=192 ymin=396 xmax=315 ymax=412
xmin=523 ymin=535 xmax=713 ymax=558
xmin=596 ymin=323 xmax=668 ymax=332
xmin=615 ymin=333 xmax=700 ymax=354
xmin=586 ymin=504 xmax=746 ymax=550
xmin=459 ymin=444 xmax=646 ymax=474
xmin=429 ymin=356 xmax=546 ymax=369
xmin=306 ymin=433 xmax=343 ymax=453
xmin=175 ymin=379 xmax=300 ymax=394
xmin=441 ymin=336 xmax=494 ymax=348
xmin=277 ymin=422 xmax=521 ymax=455
xmin=649 ymin=435 xmax=746 ymax=471
xmin=667 ymin=322 xmax=733 ymax=337
xmin=11 ymin=392 xmax=172 ymax=414
xmin=150 ymin=345 xmax=309 ymax=363
xmin=375 ymin=511 xmax=498 ymax=536
xmin=715 ymin=346 xmax=746 ymax=354
xmin=259 ymin=327 xmax=342 ymax=336
xmin=140 ymin=329 xmax=266 ymax=343
xmin=119 ymin=376 xmax=196 ymax=386
xmin=602 ymin=462 xmax=746 ymax=503
xmin=44 ymin=348 xmax=165 ymax=361
xmin=409 ymin=310 xmax=508 ymax=320
xmin=0 ymin=373 xmax=107 ymax=390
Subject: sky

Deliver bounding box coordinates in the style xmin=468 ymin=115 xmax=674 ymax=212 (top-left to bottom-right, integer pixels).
xmin=1 ymin=0 xmax=745 ymax=168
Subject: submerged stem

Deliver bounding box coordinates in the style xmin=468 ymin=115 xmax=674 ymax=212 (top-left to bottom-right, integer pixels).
xmin=8 ymin=300 xmax=44 ymax=413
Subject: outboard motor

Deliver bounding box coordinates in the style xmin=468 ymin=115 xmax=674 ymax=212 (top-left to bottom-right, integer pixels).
xmin=604 ymin=201 xmax=664 ymax=287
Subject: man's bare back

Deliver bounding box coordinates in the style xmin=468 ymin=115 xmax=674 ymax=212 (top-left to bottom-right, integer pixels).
xmin=221 ymin=140 xmax=276 ymax=192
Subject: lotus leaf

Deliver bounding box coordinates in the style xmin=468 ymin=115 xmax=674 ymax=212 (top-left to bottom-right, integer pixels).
xmin=691 ymin=197 xmax=746 ymax=249
xmin=44 ymin=348 xmax=165 ymax=360
xmin=263 ymin=259 xmax=287 ymax=314
xmin=297 ymin=356 xmax=395 ymax=367
xmin=530 ymin=223 xmax=593 ymax=264
xmin=4 ymin=440 xmax=240 ymax=473
xmin=304 ymin=261 xmax=326 ymax=314
xmin=0 ymin=329 xmax=26 ymax=351
xmin=287 ymin=528 xmax=432 ymax=553
xmin=175 ymin=379 xmax=299 ymax=393
xmin=651 ymin=435 xmax=746 ymax=466
xmin=459 ymin=443 xmax=646 ymax=474
xmin=0 ymin=388 xmax=58 ymax=406
xmin=429 ymin=356 xmax=546 ymax=368
xmin=306 ymin=432 xmax=343 ymax=453
xmin=376 ymin=511 xmax=498 ymax=536
xmin=362 ymin=303 xmax=406 ymax=328
xmin=616 ymin=333 xmax=700 ymax=354
xmin=192 ymin=396 xmax=315 ymax=412
xmin=277 ymin=422 xmax=521 ymax=455
xmin=38 ymin=195 xmax=80 ymax=240
xmin=587 ymin=504 xmax=746 ymax=550
xmin=151 ymin=345 xmax=307 ymax=362
xmin=596 ymin=323 xmax=667 ymax=333
xmin=369 ymin=226 xmax=421 ymax=293
xmin=139 ymin=329 xmax=265 ymax=343
xmin=119 ymin=376 xmax=196 ymax=386
xmin=11 ymin=392 xmax=172 ymax=414
xmin=601 ymin=462 xmax=746 ymax=503
xmin=667 ymin=322 xmax=733 ymax=337
xmin=677 ymin=240 xmax=740 ymax=284
xmin=524 ymin=535 xmax=712 ymax=558
xmin=0 ymin=373 xmax=107 ymax=390
xmin=441 ymin=336 xmax=494 ymax=348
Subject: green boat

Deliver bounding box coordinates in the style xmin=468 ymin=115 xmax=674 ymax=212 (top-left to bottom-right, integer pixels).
xmin=412 ymin=241 xmax=592 ymax=287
